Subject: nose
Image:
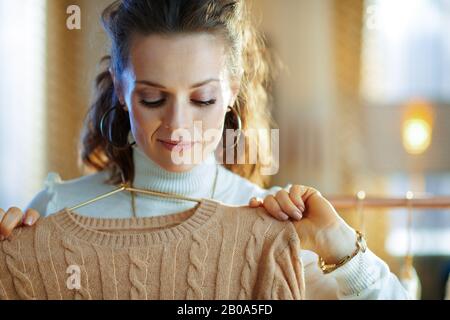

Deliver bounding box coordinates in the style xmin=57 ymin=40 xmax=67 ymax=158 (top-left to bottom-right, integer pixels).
xmin=163 ymin=99 xmax=192 ymax=131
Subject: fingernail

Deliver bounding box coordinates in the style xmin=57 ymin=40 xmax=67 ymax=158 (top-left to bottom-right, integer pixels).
xmin=280 ymin=212 xmax=289 ymax=220
xmin=298 ymin=204 xmax=305 ymax=212
xmin=293 ymin=209 xmax=303 ymax=220
xmin=25 ymin=216 xmax=34 ymax=226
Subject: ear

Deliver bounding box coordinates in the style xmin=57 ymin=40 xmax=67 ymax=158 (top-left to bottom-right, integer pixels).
xmin=109 ymin=67 xmax=126 ymax=108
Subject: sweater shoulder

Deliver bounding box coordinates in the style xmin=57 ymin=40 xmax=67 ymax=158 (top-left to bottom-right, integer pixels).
xmin=0 ymin=218 xmax=52 ymax=300
xmin=3 ymin=212 xmax=59 ymax=245
xmin=252 ymin=206 xmax=299 ymax=246
xmin=0 ymin=213 xmax=63 ymax=300
xmin=217 ymin=203 xmax=300 ymax=251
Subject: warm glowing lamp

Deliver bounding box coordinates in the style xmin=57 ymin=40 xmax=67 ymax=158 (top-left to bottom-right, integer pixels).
xmin=402 ymin=100 xmax=434 ymax=155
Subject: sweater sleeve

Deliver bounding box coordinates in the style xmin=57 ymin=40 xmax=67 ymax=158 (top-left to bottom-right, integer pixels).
xmin=0 ymin=242 xmax=13 ymax=300
xmin=255 ymin=232 xmax=305 ymax=300
xmin=330 ymin=248 xmax=412 ymax=299
xmin=301 ymin=248 xmax=412 ymax=300
xmin=0 ymin=228 xmax=35 ymax=300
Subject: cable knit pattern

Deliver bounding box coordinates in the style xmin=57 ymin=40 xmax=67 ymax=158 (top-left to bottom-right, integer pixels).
xmin=129 ymin=248 xmax=149 ymax=300
xmin=238 ymin=212 xmax=273 ymax=299
xmin=186 ymin=229 xmax=209 ymax=300
xmin=35 ymin=226 xmax=63 ymax=299
xmin=62 ymin=237 xmax=92 ymax=300
xmin=212 ymin=215 xmax=239 ymax=299
xmin=0 ymin=279 xmax=7 ymax=300
xmin=272 ymin=237 xmax=305 ymax=300
xmin=0 ymin=198 xmax=305 ymax=300
xmin=2 ymin=230 xmax=36 ymax=300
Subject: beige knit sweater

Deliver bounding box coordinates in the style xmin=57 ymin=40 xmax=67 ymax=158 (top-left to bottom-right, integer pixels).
xmin=0 ymin=198 xmax=305 ymax=300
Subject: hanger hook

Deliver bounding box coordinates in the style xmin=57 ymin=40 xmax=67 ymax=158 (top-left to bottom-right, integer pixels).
xmin=119 ymin=167 xmax=128 ymax=188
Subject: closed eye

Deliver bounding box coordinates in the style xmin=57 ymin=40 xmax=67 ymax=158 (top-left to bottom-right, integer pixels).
xmin=139 ymin=99 xmax=217 ymax=108
xmin=140 ymin=99 xmax=165 ymax=107
xmin=192 ymin=99 xmax=216 ymax=106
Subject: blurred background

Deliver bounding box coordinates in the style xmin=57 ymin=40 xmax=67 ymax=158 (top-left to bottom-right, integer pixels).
xmin=0 ymin=0 xmax=449 ymax=299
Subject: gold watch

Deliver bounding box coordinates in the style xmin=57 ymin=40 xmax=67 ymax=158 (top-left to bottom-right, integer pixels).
xmin=318 ymin=230 xmax=367 ymax=274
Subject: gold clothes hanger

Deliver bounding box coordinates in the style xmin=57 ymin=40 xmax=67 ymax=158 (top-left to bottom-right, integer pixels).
xmin=67 ymin=164 xmax=219 ymax=216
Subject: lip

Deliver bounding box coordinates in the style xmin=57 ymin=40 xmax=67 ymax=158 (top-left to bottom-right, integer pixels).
xmin=158 ymin=139 xmax=197 ymax=151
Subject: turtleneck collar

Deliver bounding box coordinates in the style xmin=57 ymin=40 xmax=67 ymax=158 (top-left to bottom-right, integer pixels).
xmin=132 ymin=145 xmax=219 ymax=198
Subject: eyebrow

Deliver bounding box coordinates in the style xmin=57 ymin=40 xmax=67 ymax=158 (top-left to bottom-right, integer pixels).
xmin=135 ymin=78 xmax=220 ymax=89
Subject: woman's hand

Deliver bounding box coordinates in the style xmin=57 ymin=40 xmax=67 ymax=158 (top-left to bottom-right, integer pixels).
xmin=249 ymin=185 xmax=358 ymax=264
xmin=0 ymin=207 xmax=41 ymax=241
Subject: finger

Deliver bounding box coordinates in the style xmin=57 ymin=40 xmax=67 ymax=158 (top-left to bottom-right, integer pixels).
xmin=23 ymin=208 xmax=40 ymax=226
xmin=291 ymin=184 xmax=321 ymax=203
xmin=263 ymin=195 xmax=289 ymax=221
xmin=0 ymin=207 xmax=23 ymax=239
xmin=0 ymin=208 xmax=5 ymax=223
xmin=249 ymin=197 xmax=263 ymax=208
xmin=275 ymin=190 xmax=303 ymax=221
xmin=289 ymin=185 xmax=306 ymax=211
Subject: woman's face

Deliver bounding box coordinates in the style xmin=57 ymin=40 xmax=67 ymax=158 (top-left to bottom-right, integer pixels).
xmin=112 ymin=33 xmax=240 ymax=172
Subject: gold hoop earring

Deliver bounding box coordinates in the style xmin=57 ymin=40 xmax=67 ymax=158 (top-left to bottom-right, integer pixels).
xmin=100 ymin=105 xmax=136 ymax=150
xmin=223 ymin=106 xmax=242 ymax=149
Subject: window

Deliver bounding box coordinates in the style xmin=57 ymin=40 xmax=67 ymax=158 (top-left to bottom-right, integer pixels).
xmin=0 ymin=0 xmax=47 ymax=209
xmin=362 ymin=0 xmax=450 ymax=104
xmin=362 ymin=0 xmax=450 ymax=256
xmin=385 ymin=173 xmax=450 ymax=256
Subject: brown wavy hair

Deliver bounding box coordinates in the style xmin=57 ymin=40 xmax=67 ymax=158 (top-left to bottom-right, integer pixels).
xmin=78 ymin=0 xmax=281 ymax=188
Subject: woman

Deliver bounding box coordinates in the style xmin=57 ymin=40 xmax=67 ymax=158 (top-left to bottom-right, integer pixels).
xmin=0 ymin=0 xmax=410 ymax=299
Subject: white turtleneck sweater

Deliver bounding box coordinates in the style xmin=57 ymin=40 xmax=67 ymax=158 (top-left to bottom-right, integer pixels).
xmin=25 ymin=145 xmax=410 ymax=300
